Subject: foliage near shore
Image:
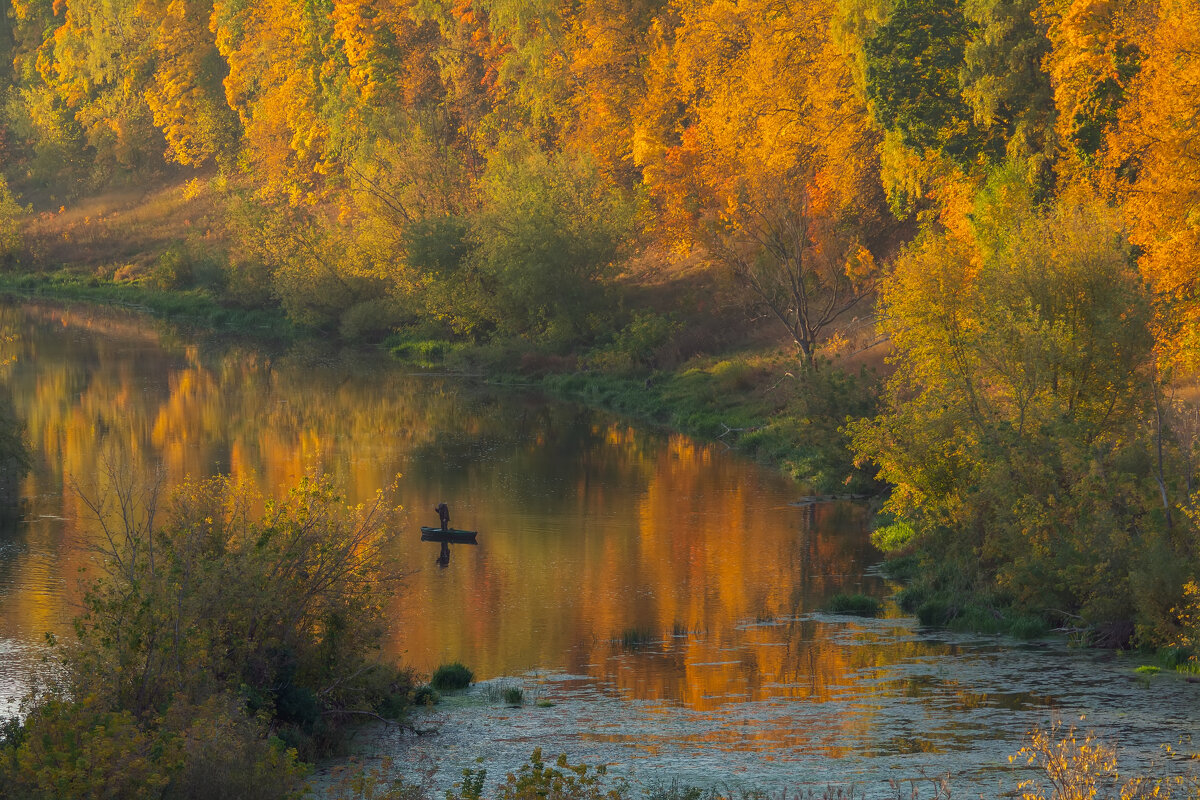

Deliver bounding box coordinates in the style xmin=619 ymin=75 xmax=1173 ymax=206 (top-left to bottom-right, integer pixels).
xmin=0 ymin=469 xmax=417 ymax=799
xmin=318 ymin=726 xmax=1198 ymax=800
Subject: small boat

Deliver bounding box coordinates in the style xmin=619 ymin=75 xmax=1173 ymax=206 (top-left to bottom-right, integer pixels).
xmin=420 ymin=526 xmax=478 ymax=544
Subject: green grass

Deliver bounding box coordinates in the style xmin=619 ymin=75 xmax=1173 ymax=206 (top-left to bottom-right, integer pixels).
xmin=1154 ymin=646 xmax=1199 ymax=673
xmin=0 ymin=271 xmax=294 ymax=339
xmin=899 ymin=587 xmax=1050 ymax=639
xmin=480 ymin=678 xmax=523 ymax=704
xmin=430 ymin=662 xmax=473 ymax=691
xmin=880 ymin=553 xmax=920 ymax=583
xmin=531 ymin=360 xmax=880 ymax=494
xmin=386 ymin=335 xmax=468 ymax=368
xmin=826 ymin=593 xmax=882 ymax=617
xmin=411 ymin=685 xmax=441 ymax=706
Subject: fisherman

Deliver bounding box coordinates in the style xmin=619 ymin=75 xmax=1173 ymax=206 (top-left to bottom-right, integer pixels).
xmin=435 ymin=502 xmax=450 ymax=531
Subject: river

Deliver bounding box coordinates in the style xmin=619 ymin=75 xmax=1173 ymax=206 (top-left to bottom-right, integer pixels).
xmin=0 ymin=300 xmax=1196 ymax=796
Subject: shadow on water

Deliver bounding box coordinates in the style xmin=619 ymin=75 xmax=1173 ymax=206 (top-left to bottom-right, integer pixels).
xmin=0 ymin=389 xmax=29 ymax=528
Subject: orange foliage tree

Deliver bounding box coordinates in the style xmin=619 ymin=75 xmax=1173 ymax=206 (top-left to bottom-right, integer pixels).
xmin=635 ymin=0 xmax=887 ymax=368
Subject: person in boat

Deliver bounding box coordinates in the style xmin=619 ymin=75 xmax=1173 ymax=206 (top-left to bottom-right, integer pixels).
xmin=435 ymin=502 xmax=450 ymax=531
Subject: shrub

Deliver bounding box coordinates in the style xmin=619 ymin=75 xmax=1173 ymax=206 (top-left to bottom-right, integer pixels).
xmin=471 ymin=136 xmax=635 ymax=343
xmin=411 ymin=685 xmax=440 ymax=706
xmin=871 ymin=519 xmax=916 ymax=552
xmin=880 ymin=553 xmax=920 ymax=583
xmin=916 ymin=598 xmax=956 ymax=626
xmin=0 ymin=695 xmax=306 ymax=800
xmin=68 ymin=466 xmax=409 ymax=757
xmin=430 ymin=662 xmax=473 ymax=691
xmin=1158 ymin=646 xmax=1197 ymax=672
xmin=152 ymin=243 xmax=194 ymax=290
xmin=1008 ymin=615 xmax=1049 ymax=639
xmin=585 ymin=312 xmax=683 ymax=374
xmin=0 ymin=178 xmax=26 ymax=269
xmin=502 ymin=687 xmax=524 ymax=706
xmin=448 ymin=748 xmax=628 ymax=800
xmin=389 ymin=337 xmax=461 ymax=367
xmin=338 ymin=298 xmax=408 ymax=342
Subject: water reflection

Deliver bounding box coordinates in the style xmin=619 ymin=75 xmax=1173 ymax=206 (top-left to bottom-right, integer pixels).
xmin=1 ymin=300 xmax=1198 ymax=791
xmin=0 ymin=301 xmax=884 ymax=713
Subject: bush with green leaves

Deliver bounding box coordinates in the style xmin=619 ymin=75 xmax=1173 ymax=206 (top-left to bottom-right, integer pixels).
xmin=585 ymin=312 xmax=683 ymax=374
xmin=0 ymin=690 xmax=308 ymax=800
xmin=430 ymin=662 xmax=473 ymax=691
xmin=67 ymin=469 xmax=411 ymax=745
xmin=0 ymin=177 xmax=26 ymax=269
xmin=848 ymin=172 xmax=1184 ymax=641
xmin=0 ymin=466 xmax=417 ymax=798
xmin=470 ymin=136 xmax=636 ymax=343
xmin=152 ymin=243 xmax=194 ymax=289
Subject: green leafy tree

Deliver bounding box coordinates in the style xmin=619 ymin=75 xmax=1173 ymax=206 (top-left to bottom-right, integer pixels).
xmin=961 ymin=0 xmax=1056 ymax=180
xmin=0 ymin=177 xmax=25 ymax=268
xmin=470 ymin=136 xmax=635 ymax=342
xmin=849 ymin=170 xmax=1164 ymax=632
xmin=864 ymin=0 xmax=983 ymax=160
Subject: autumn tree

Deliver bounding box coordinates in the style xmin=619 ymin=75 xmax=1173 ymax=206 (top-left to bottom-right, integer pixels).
xmin=1107 ymin=0 xmax=1200 ymax=368
xmin=849 ymin=171 xmax=1169 ymax=635
xmin=1041 ymin=0 xmax=1145 ymax=168
xmin=638 ymin=0 xmax=887 ymax=369
xmin=144 ymin=0 xmax=239 ymax=168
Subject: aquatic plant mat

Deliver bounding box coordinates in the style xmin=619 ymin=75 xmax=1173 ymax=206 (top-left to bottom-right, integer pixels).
xmin=369 ymin=616 xmax=1200 ymax=798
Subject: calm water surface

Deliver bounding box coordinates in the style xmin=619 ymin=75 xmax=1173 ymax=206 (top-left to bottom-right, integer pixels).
xmin=0 ymin=301 xmax=1196 ymax=795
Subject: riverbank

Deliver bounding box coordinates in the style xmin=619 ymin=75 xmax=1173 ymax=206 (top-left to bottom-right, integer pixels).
xmin=0 ymin=270 xmax=878 ymax=495
xmin=10 ymin=276 xmax=1196 ymax=657
xmin=0 ymin=270 xmax=294 ymax=338
xmin=4 ymin=275 xmax=1200 ymax=800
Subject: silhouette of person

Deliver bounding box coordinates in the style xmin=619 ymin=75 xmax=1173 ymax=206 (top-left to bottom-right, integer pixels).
xmin=435 ymin=502 xmax=450 ymax=531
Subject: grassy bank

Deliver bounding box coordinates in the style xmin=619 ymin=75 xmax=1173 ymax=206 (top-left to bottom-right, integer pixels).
xmin=0 ymin=270 xmax=295 ymax=338
xmin=389 ymin=333 xmax=886 ymax=494
xmin=534 ymin=360 xmax=880 ymax=494
xmin=2 ymin=264 xmax=882 ymax=495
